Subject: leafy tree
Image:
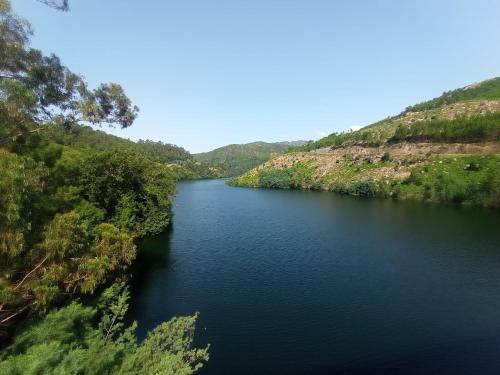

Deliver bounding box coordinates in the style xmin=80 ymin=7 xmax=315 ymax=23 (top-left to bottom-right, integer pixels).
xmin=0 ymin=142 xmax=178 ymax=332
xmin=0 ymin=0 xmax=138 ymax=147
xmin=0 ymin=3 xmax=210 ymax=372
xmin=80 ymin=149 xmax=175 ymax=236
xmin=0 ymin=283 xmax=209 ymax=374
xmin=0 ymin=150 xmax=46 ymax=258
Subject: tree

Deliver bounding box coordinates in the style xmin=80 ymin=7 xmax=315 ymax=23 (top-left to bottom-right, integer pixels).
xmin=37 ymin=0 xmax=69 ymax=11
xmin=0 ymin=0 xmax=138 ymax=147
xmin=80 ymin=149 xmax=175 ymax=236
xmin=0 ymin=283 xmax=209 ymax=374
xmin=0 ymin=8 xmax=209 ymax=374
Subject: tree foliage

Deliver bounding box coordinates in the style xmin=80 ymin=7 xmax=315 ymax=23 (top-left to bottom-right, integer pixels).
xmin=0 ymin=2 xmax=209 ymax=372
xmin=36 ymin=0 xmax=69 ymax=11
xmin=0 ymin=144 xmax=176 ymax=335
xmin=0 ymin=283 xmax=209 ymax=375
xmin=0 ymin=0 xmax=173 ymax=339
xmin=194 ymin=141 xmax=295 ymax=177
xmin=0 ymin=0 xmax=138 ymax=147
xmin=390 ymin=112 xmax=500 ymax=143
xmin=80 ymin=149 xmax=175 ymax=236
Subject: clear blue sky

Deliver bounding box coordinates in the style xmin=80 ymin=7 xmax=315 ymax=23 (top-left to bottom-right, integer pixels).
xmin=12 ymin=0 xmax=500 ymax=153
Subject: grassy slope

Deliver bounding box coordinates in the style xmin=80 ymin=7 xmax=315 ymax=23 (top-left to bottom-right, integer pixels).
xmin=231 ymin=78 xmax=500 ymax=207
xmin=194 ymin=141 xmax=307 ymax=177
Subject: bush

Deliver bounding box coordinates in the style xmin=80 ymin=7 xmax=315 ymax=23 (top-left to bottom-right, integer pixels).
xmin=381 ymin=152 xmax=392 ymax=162
xmin=397 ymin=155 xmax=500 ymax=206
xmin=349 ymin=179 xmax=378 ymax=197
xmin=258 ymin=169 xmax=293 ymax=189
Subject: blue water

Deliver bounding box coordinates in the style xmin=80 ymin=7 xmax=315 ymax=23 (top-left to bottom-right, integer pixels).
xmin=130 ymin=179 xmax=500 ymax=374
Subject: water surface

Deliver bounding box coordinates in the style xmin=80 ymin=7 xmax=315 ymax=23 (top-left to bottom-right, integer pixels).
xmin=130 ymin=179 xmax=500 ymax=374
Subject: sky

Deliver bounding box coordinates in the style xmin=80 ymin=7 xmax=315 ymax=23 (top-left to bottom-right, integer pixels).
xmin=12 ymin=0 xmax=500 ymax=153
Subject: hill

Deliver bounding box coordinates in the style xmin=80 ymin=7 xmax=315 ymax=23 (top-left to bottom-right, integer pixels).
xmin=194 ymin=140 xmax=308 ymax=177
xmin=42 ymin=125 xmax=222 ymax=179
xmin=230 ymin=78 xmax=500 ymax=207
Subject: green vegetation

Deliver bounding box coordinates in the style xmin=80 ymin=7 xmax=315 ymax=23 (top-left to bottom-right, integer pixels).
xmin=0 ymin=1 xmax=208 ymax=372
xmin=292 ymin=129 xmax=385 ymax=152
xmin=40 ymin=124 xmax=221 ymax=180
xmin=394 ymin=155 xmax=500 ymax=206
xmin=390 ymin=112 xmax=500 ymax=143
xmin=259 ymin=169 xmax=293 ymax=189
xmin=232 ymin=77 xmax=500 ymax=208
xmin=343 ymin=179 xmax=378 ymax=197
xmin=403 ymin=77 xmax=500 ymax=113
xmin=0 ymin=282 xmax=208 ymax=374
xmin=44 ymin=124 xmax=192 ymax=163
xmin=232 ymin=154 xmax=500 ymax=207
xmin=194 ymin=141 xmax=306 ymax=177
xmin=230 ymin=162 xmax=318 ymax=190
xmin=1 ymin=124 xmax=178 ymax=326
xmin=289 ymin=78 xmax=500 ymax=153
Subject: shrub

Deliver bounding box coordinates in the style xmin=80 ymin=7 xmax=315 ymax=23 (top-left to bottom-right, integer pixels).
xmin=381 ymin=152 xmax=392 ymax=162
xmin=349 ymin=179 xmax=378 ymax=197
xmin=258 ymin=169 xmax=293 ymax=189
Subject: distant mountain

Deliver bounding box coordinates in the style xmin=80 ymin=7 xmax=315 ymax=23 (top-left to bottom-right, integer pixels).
xmin=231 ymin=77 xmax=500 ymax=207
xmin=194 ymin=141 xmax=308 ymax=177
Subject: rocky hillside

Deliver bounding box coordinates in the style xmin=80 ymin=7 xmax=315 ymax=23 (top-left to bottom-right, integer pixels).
xmin=194 ymin=140 xmax=308 ymax=177
xmin=230 ymin=78 xmax=500 ymax=207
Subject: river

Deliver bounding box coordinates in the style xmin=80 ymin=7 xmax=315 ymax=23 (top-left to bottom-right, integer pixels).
xmin=129 ymin=179 xmax=500 ymax=374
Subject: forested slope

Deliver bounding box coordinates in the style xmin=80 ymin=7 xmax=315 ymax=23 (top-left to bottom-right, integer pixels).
xmin=194 ymin=140 xmax=307 ymax=177
xmin=41 ymin=124 xmax=223 ymax=180
xmin=0 ymin=1 xmax=208 ymax=373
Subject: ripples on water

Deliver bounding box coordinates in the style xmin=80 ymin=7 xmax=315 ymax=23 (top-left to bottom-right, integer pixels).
xmin=129 ymin=179 xmax=500 ymax=374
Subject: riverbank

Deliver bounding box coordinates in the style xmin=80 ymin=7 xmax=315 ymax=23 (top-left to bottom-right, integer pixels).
xmin=229 ymin=150 xmax=500 ymax=207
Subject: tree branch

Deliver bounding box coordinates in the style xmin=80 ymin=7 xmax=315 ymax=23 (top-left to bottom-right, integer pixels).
xmin=14 ymin=256 xmax=48 ymax=291
xmin=0 ymin=126 xmax=45 ymax=146
xmin=0 ymin=302 xmax=37 ymax=325
xmin=36 ymin=0 xmax=69 ymax=11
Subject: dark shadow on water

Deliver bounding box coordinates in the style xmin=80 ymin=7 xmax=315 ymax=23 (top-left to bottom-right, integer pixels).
xmin=126 ymin=224 xmax=174 ymax=332
xmin=132 ymin=224 xmax=173 ymax=290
